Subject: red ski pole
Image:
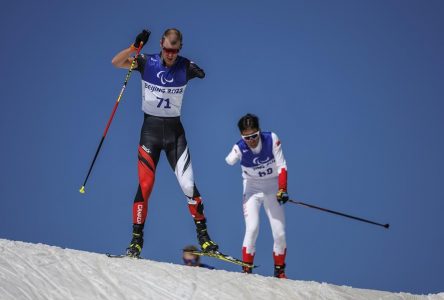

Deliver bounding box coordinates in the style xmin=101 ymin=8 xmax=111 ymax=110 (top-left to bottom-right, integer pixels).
xmin=79 ymin=42 xmax=143 ymax=194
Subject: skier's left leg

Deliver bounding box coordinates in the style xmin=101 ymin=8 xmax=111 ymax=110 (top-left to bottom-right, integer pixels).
xmin=264 ymin=189 xmax=287 ymax=278
xmin=165 ymin=132 xmax=218 ymax=252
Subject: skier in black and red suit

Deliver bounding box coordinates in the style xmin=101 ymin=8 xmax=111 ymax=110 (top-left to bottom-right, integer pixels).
xmin=112 ymin=28 xmax=218 ymax=257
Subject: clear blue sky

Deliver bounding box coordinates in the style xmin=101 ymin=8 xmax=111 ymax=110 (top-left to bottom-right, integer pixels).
xmin=1 ymin=0 xmax=443 ymax=295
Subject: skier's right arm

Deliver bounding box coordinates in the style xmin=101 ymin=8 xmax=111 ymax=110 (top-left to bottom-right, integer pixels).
xmin=111 ymin=29 xmax=150 ymax=69
xmin=111 ymin=47 xmax=138 ymax=69
xmin=225 ymin=144 xmax=241 ymax=165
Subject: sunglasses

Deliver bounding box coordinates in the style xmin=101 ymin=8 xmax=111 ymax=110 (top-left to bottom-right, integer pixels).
xmin=162 ymin=47 xmax=180 ymax=54
xmin=242 ymin=131 xmax=260 ymax=141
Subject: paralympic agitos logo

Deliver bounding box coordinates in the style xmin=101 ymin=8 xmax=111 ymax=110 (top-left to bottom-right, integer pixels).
xmin=157 ymin=71 xmax=174 ymax=84
xmin=253 ymin=157 xmax=272 ymax=165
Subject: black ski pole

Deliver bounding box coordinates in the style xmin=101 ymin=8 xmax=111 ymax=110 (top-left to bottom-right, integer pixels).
xmin=79 ymin=42 xmax=144 ymax=194
xmin=288 ymin=200 xmax=390 ymax=229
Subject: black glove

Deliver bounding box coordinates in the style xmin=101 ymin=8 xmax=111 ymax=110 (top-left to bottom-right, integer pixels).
xmin=276 ymin=189 xmax=289 ymax=205
xmin=133 ymin=29 xmax=151 ymax=48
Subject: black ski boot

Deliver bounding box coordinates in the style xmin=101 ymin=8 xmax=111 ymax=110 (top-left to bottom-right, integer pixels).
xmin=126 ymin=224 xmax=144 ymax=258
xmin=274 ymin=264 xmax=287 ymax=279
xmin=195 ymin=219 xmax=218 ymax=252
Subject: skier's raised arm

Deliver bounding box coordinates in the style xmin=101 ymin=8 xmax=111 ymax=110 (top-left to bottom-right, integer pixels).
xmin=111 ymin=30 xmax=150 ymax=69
xmin=111 ymin=47 xmax=137 ymax=69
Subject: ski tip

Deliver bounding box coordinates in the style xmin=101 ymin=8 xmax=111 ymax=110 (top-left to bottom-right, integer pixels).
xmin=79 ymin=186 xmax=85 ymax=194
xmin=384 ymin=223 xmax=390 ymax=229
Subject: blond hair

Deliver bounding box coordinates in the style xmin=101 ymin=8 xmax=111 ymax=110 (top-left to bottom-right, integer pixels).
xmin=162 ymin=28 xmax=183 ymax=48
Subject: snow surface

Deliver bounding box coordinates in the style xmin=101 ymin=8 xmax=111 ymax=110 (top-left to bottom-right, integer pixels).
xmin=0 ymin=239 xmax=442 ymax=300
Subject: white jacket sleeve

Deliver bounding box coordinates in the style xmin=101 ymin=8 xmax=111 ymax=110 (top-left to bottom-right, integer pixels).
xmin=225 ymin=144 xmax=242 ymax=165
xmin=272 ymin=132 xmax=287 ymax=171
xmin=272 ymin=132 xmax=288 ymax=190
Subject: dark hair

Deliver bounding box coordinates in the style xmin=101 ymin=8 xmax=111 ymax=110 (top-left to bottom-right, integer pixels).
xmin=183 ymin=245 xmax=198 ymax=252
xmin=238 ymin=113 xmax=260 ymax=132
xmin=162 ymin=28 xmax=183 ymax=48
